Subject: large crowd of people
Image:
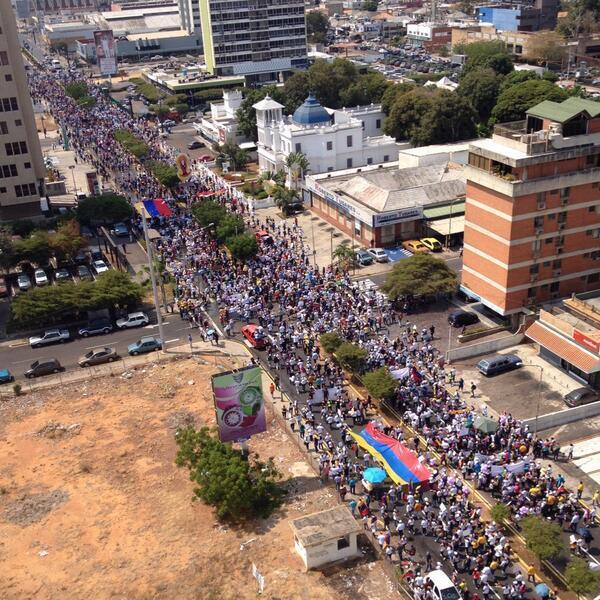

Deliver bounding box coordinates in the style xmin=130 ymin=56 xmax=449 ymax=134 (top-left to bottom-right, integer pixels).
xmin=28 ymin=62 xmax=594 ymax=599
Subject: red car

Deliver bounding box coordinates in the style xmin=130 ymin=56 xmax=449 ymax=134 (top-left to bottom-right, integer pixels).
xmin=241 ymin=324 xmax=268 ymax=349
xmin=199 ymin=155 xmax=213 ymax=162
xmin=255 ymin=230 xmax=273 ymax=245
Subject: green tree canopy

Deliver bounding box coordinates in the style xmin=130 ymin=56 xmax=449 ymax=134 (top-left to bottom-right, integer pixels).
xmin=565 ymin=558 xmax=600 ymax=598
xmin=381 ymin=253 xmax=457 ymax=300
xmin=64 ymin=81 xmax=89 ymax=101
xmin=521 ymin=516 xmax=564 ymax=561
xmin=306 ymin=11 xmax=329 ymax=43
xmin=76 ymin=194 xmax=133 ymax=226
xmin=457 ymin=67 xmax=502 ymax=122
xmin=49 ymin=220 xmax=87 ymax=263
xmin=491 ymin=79 xmax=568 ymax=124
xmin=175 ymin=426 xmax=285 ymax=522
xmin=490 ymin=503 xmax=511 ymax=525
xmin=380 ymin=82 xmax=415 ymax=115
xmin=363 ymin=0 xmax=378 ymax=10
xmin=335 ymin=342 xmax=368 ymax=373
xmin=308 ymin=58 xmax=358 ymax=109
xmin=113 ymin=129 xmax=150 ymax=159
xmin=339 ymin=71 xmax=391 ymax=107
xmin=13 ymin=231 xmax=52 ymax=266
xmin=282 ymin=71 xmax=311 ymax=114
xmin=227 ymin=233 xmax=259 ymax=261
xmin=214 ymin=142 xmax=249 ymax=171
xmin=332 ymin=243 xmax=356 ymax=270
xmin=458 ymin=41 xmax=514 ymax=77
xmin=191 ymin=200 xmax=227 ymax=228
xmin=146 ymin=160 xmax=180 ymax=189
xmin=236 ymin=86 xmax=286 ymax=141
xmin=215 ymin=214 xmax=245 ymax=244
xmin=0 ymin=228 xmax=15 ymax=273
xmin=319 ymin=331 xmax=345 ymax=354
xmin=384 ymin=88 xmax=435 ymax=141
xmin=363 ymin=367 xmax=397 ymax=400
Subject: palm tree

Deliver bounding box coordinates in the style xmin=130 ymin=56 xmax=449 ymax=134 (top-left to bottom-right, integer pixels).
xmin=332 ymin=243 xmax=356 ymax=271
xmin=273 ymin=185 xmax=300 ymax=216
xmin=215 ymin=142 xmax=249 ymax=172
xmin=285 ymin=152 xmax=310 ymax=189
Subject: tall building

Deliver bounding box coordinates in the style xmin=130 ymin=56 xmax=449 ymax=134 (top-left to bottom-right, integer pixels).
xmin=32 ymin=0 xmax=106 ymax=13
xmin=462 ymin=97 xmax=600 ymax=320
xmin=199 ymin=0 xmax=307 ymax=84
xmin=178 ymin=0 xmax=200 ymax=34
xmin=0 ymin=2 xmax=45 ymax=220
xmin=476 ymin=0 xmax=558 ymax=32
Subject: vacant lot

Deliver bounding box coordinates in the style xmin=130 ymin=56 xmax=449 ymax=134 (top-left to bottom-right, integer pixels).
xmin=0 ymin=356 xmax=391 ymax=600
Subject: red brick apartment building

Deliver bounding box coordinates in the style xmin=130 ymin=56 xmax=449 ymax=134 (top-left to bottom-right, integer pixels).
xmin=461 ymin=97 xmax=600 ymax=320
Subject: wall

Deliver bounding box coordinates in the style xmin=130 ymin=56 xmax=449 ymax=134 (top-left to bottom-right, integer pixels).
xmin=523 ymin=400 xmax=600 ymax=431
xmin=446 ymin=332 xmax=525 ymax=362
xmin=304 ymin=533 xmax=359 ymax=569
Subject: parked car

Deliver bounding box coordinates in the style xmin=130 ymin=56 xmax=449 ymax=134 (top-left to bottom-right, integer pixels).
xmin=564 ymin=387 xmax=599 ymax=407
xmin=77 ymin=265 xmax=93 ymax=281
xmin=355 ymin=250 xmax=375 ymax=266
xmin=420 ymin=237 xmax=443 ymax=252
xmin=199 ymin=154 xmax=213 ymax=162
xmin=366 ymin=248 xmax=389 ymax=263
xmin=29 ymin=329 xmax=71 ymax=348
xmin=425 ymin=570 xmax=461 ymax=600
xmin=78 ymin=318 xmax=113 ymax=337
xmin=187 ymin=140 xmax=203 ymax=149
xmin=17 ymin=273 xmax=32 ymax=291
xmin=112 ymin=222 xmax=129 ymax=237
xmin=93 ymin=260 xmax=109 ymax=274
xmin=128 ymin=336 xmax=162 ymax=355
xmin=402 ymin=239 xmax=429 ymax=253
xmin=0 ymin=276 xmax=8 ymax=297
xmin=241 ymin=324 xmax=268 ymax=349
xmin=0 ymin=368 xmax=14 ymax=383
xmin=25 ymin=358 xmax=63 ymax=378
xmin=448 ymin=310 xmax=479 ymax=327
xmin=255 ymin=230 xmax=274 ymax=245
xmin=55 ymin=268 xmax=71 ymax=283
xmin=78 ymin=347 xmax=119 ymax=367
xmin=116 ymin=311 xmax=149 ymax=329
xmin=476 ymin=354 xmax=522 ymax=376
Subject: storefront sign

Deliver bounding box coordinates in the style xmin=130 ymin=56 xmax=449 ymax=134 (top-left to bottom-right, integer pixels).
xmin=373 ymin=207 xmax=423 ymax=227
xmin=574 ymin=329 xmax=600 ymax=354
xmin=306 ymin=179 xmax=372 ymax=225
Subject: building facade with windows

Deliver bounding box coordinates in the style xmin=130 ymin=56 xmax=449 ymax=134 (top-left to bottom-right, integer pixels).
xmin=253 ymin=94 xmax=402 ymax=176
xmin=462 ymin=97 xmax=600 ymax=318
xmin=198 ymin=0 xmax=308 ymax=84
xmin=0 ymin=2 xmax=45 ymax=220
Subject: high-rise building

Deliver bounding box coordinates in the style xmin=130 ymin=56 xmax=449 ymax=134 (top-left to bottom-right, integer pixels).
xmin=0 ymin=2 xmax=45 ymax=220
xmin=178 ymin=0 xmax=200 ymax=34
xmin=31 ymin=0 xmax=106 ymax=13
xmin=462 ymin=97 xmax=600 ymax=320
xmin=198 ymin=0 xmax=307 ymax=84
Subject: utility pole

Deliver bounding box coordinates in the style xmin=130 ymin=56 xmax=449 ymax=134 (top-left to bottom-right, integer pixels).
xmin=141 ymin=209 xmax=166 ymax=350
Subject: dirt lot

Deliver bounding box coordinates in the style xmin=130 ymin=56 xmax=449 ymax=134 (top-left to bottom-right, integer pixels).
xmin=0 ymin=356 xmax=392 ymax=600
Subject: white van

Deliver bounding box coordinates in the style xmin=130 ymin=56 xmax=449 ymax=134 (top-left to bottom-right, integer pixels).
xmin=425 ymin=570 xmax=461 ymax=600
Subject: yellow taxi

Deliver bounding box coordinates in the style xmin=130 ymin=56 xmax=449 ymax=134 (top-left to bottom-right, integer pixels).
xmin=420 ymin=237 xmax=443 ymax=252
xmin=402 ymin=239 xmax=429 ymax=253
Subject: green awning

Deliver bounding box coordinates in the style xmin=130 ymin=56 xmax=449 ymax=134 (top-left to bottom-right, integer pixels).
xmin=423 ymin=200 xmax=465 ymax=220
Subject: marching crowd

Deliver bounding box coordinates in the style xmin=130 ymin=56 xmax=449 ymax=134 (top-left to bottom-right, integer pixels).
xmin=29 ymin=63 xmax=594 ymax=599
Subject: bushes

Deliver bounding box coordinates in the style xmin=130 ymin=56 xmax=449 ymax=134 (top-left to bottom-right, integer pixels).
xmin=113 ymin=129 xmax=150 ymax=159
xmin=9 ymin=271 xmax=143 ymax=330
xmin=490 ymin=503 xmax=511 ymax=525
xmin=335 ymin=342 xmax=367 ymax=373
xmin=145 ymin=160 xmax=179 ymax=189
xmin=76 ymin=194 xmax=133 ymax=225
xmin=226 ymin=233 xmax=259 ymax=261
xmin=320 ymin=332 xmax=344 ymax=354
xmin=521 ymin=516 xmax=564 ymax=561
xmin=362 ymin=367 xmax=397 ymax=400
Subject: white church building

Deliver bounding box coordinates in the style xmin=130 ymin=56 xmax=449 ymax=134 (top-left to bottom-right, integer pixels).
xmin=252 ymin=94 xmax=404 ymax=176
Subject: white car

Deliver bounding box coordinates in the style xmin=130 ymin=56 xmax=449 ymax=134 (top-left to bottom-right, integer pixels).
xmin=34 ymin=268 xmax=48 ymax=286
xmin=425 ymin=570 xmax=461 ymax=600
xmin=116 ymin=311 xmax=149 ymax=329
xmin=17 ymin=273 xmax=32 ymax=291
xmin=93 ymin=260 xmax=109 ymax=274
xmin=367 ymin=248 xmax=389 ymax=263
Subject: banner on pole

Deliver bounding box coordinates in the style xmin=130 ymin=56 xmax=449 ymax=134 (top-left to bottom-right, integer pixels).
xmin=94 ymin=30 xmax=118 ymax=76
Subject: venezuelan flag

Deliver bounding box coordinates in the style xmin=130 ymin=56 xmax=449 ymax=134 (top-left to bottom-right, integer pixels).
xmin=350 ymin=422 xmax=431 ymax=486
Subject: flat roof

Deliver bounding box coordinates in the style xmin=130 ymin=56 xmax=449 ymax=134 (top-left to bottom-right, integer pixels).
xmin=290 ymin=506 xmax=361 ymax=547
xmin=469 ymin=137 xmax=530 ymax=160
xmin=127 ymin=30 xmax=189 ymax=40
xmin=400 ymin=141 xmax=472 ymax=157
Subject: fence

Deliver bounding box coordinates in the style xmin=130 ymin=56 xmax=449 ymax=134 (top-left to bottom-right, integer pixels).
xmin=446 ymin=332 xmax=525 ymax=363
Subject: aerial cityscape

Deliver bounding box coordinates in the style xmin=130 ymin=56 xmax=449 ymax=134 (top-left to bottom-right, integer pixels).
xmin=0 ymin=0 xmax=599 ymax=597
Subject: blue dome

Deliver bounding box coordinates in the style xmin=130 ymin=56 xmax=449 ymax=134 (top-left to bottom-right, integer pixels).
xmin=292 ymin=94 xmax=331 ymax=126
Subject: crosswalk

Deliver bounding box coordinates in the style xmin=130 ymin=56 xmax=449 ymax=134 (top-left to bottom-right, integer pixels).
xmin=563 ymin=437 xmax=600 ymax=485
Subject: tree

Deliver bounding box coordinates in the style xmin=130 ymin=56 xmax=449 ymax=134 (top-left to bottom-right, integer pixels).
xmin=49 ymin=220 xmax=87 ymax=263
xmin=525 ymin=31 xmax=567 ymax=68
xmin=363 ymin=0 xmax=378 ymax=10
xmin=381 ymin=254 xmax=457 ymax=300
xmin=339 ymin=72 xmax=391 ymax=107
xmin=308 ymin=58 xmax=358 ymax=109
xmin=498 ymin=70 xmax=541 ymax=94
xmin=332 ymin=243 xmax=356 ymax=270
xmin=273 ymin=185 xmax=301 ymax=216
xmin=319 ymin=332 xmax=344 ymax=354
xmin=285 ymin=151 xmax=310 ymax=189
xmin=64 ymin=81 xmax=88 ymax=101
xmin=384 ymin=88 xmax=435 ymax=141
xmin=175 ymin=426 xmax=285 ymax=522
xmin=491 ymin=79 xmax=568 ymax=124
xmin=282 ymin=71 xmax=311 ymax=114
xmin=363 ymin=367 xmax=397 ymax=400
xmin=214 ymin=142 xmax=249 ymax=172
xmin=520 ymin=516 xmax=564 ymax=561
xmin=76 ymin=194 xmax=133 ymax=226
xmin=148 ymin=104 xmax=170 ymax=119
xmin=215 ymin=214 xmax=245 ymax=244
xmin=191 ymin=200 xmax=227 ymax=228
xmin=490 ymin=503 xmax=511 ymax=525
xmin=381 ymin=82 xmax=414 ymax=115
xmin=145 ymin=160 xmax=180 ymax=189
xmin=227 ymin=233 xmax=259 ymax=261
xmin=458 ymin=41 xmax=514 ymax=77
xmin=306 ymin=11 xmax=329 ymax=44
xmin=13 ymin=231 xmax=52 ymax=266
xmin=236 ymin=86 xmax=285 ymax=141
xmin=457 ymin=68 xmax=502 ymax=122
xmin=113 ymin=129 xmax=150 ymax=159
xmin=0 ymin=228 xmax=15 ymax=273
xmin=565 ymin=558 xmax=600 ymax=599
xmin=335 ymin=342 xmax=368 ymax=373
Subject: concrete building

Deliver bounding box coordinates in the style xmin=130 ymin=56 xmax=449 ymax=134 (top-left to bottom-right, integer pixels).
xmin=32 ymin=0 xmax=107 ymax=14
xmin=43 ymin=21 xmax=99 ymax=50
xmin=0 ymin=1 xmax=45 ymax=220
xmin=254 ymin=94 xmax=402 ymax=177
xmin=462 ymin=97 xmax=600 ymax=318
xmin=193 ymin=89 xmax=247 ymax=144
xmin=290 ymin=506 xmax=361 ymax=570
xmin=305 ymin=160 xmax=466 ymax=248
xmin=407 ymin=22 xmax=452 ymax=51
xmin=198 ymin=0 xmax=308 ymax=85
xmin=178 ymin=0 xmax=200 ymax=34
xmin=476 ymin=0 xmax=558 ymax=32
xmin=526 ymin=292 xmax=600 ymax=389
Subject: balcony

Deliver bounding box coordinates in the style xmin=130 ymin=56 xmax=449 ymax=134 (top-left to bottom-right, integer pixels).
xmin=493 ymin=121 xmax=550 ymax=155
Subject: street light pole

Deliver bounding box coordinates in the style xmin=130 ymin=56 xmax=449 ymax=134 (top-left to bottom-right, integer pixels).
xmin=526 ymin=363 xmax=544 ymax=436
xmin=68 ymin=164 xmax=77 ymax=194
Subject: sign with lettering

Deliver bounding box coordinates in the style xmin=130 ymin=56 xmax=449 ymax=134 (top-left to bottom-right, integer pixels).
xmin=373 ymin=207 xmax=423 ymax=227
xmin=573 ymin=329 xmax=600 ymax=354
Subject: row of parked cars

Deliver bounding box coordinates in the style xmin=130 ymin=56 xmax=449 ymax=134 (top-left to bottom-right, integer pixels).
xmin=14 ymin=260 xmax=110 ymax=292
xmin=354 ymin=238 xmax=444 ymax=266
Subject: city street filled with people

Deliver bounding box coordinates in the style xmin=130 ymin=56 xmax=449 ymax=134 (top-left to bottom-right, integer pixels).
xmin=26 ymin=60 xmax=597 ymax=599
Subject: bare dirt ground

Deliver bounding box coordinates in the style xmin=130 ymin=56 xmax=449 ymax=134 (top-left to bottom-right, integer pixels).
xmin=0 ymin=356 xmax=392 ymax=600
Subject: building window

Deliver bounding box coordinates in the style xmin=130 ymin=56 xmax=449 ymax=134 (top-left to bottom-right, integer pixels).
xmin=557 ymin=212 xmax=567 ymax=224
xmin=295 ymin=143 xmax=301 ymax=152
xmin=326 ymin=141 xmax=332 ymax=151
xmin=15 ymin=183 xmax=37 ymax=197
xmin=346 ymin=158 xmax=353 ymax=168
xmin=337 ymin=536 xmax=350 ymax=550
xmin=0 ymin=121 xmax=7 ymax=135
xmin=0 ymin=97 xmax=18 ymax=112
xmin=14 ymin=119 xmax=21 ymax=126
xmin=468 ymin=154 xmax=490 ymax=171
xmin=367 ymin=157 xmax=373 ymax=165
xmin=0 ymin=51 xmax=8 ymax=66
xmin=534 ymin=216 xmax=544 ymax=229
xmin=560 ymin=187 xmax=570 ymax=204
xmin=384 ymin=155 xmax=389 ymax=162
xmin=547 ymin=212 xmax=555 ymax=220
xmin=4 ymin=74 xmax=12 ymax=82
xmin=589 ymin=206 xmax=596 ymax=212
xmin=327 ymin=166 xmax=333 ymax=172
xmin=552 ymin=259 xmax=562 ymax=269
xmin=346 ymin=135 xmax=353 ymax=147
xmin=0 ymin=187 xmax=6 ymax=194
xmin=376 ymin=119 xmax=381 ymax=128
xmin=529 ymin=264 xmax=539 ymax=274
xmin=527 ymin=286 xmax=536 ymax=298
xmin=536 ymin=192 xmax=546 ymax=209
xmin=0 ymin=164 xmax=17 ymax=178
xmin=24 ymin=162 xmax=30 ymax=169
xmin=550 ymin=281 xmax=560 ymax=292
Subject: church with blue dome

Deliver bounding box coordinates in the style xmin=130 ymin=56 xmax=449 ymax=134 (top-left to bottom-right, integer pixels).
xmin=292 ymin=95 xmax=332 ymax=126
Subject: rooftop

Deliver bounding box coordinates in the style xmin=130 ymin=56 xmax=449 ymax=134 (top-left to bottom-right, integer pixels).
xmin=293 ymin=95 xmax=332 ymax=126
xmin=527 ymin=97 xmax=600 ymax=124
xmin=290 ymin=506 xmax=361 ymax=547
